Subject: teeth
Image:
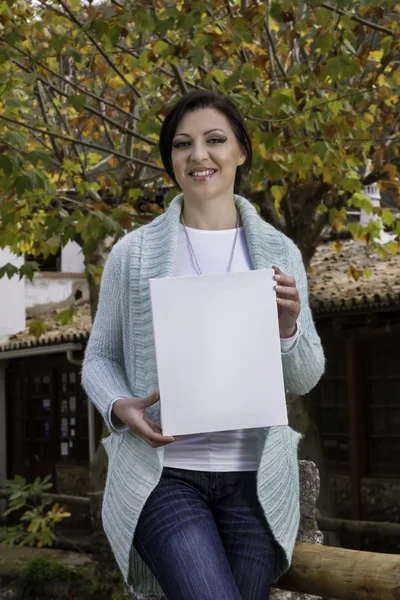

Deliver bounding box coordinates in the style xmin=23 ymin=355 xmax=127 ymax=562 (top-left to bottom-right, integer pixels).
xmin=191 ymin=170 xmax=215 ymax=176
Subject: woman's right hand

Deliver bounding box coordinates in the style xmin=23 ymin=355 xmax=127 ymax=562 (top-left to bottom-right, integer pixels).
xmin=112 ymin=390 xmax=179 ymax=448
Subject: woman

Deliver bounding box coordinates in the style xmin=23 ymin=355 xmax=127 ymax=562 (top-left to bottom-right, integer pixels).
xmin=82 ymin=91 xmax=325 ymax=600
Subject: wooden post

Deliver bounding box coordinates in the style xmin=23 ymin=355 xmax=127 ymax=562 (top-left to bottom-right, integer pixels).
xmin=346 ymin=336 xmax=367 ymax=548
xmin=276 ymin=543 xmax=400 ymax=600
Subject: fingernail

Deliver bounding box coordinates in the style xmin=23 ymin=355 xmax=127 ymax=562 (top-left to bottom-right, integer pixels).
xmin=275 ymin=274 xmax=282 ymax=280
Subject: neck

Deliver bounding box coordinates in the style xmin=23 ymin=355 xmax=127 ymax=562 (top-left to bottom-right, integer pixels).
xmin=181 ymin=194 xmax=239 ymax=231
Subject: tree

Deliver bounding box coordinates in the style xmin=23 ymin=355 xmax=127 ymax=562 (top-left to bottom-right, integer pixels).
xmin=0 ymin=0 xmax=399 ymax=505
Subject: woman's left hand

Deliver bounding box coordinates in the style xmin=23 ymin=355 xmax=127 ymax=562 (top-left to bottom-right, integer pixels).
xmin=273 ymin=266 xmax=301 ymax=339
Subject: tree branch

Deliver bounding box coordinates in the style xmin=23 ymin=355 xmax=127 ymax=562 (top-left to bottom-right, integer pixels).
xmin=53 ymin=0 xmax=142 ymax=97
xmin=264 ymin=1 xmax=288 ymax=85
xmin=248 ymin=88 xmax=382 ymax=124
xmin=0 ymin=115 xmax=164 ymax=172
xmin=43 ymin=84 xmax=86 ymax=172
xmin=171 ymin=64 xmax=189 ymax=95
xmin=125 ymin=98 xmax=136 ymax=158
xmin=116 ymin=43 xmax=208 ymax=92
xmin=34 ymin=83 xmax=63 ymax=163
xmin=6 ymin=50 xmax=157 ymax=147
xmin=0 ymin=38 xmax=159 ymax=143
xmin=321 ymin=3 xmax=397 ymax=37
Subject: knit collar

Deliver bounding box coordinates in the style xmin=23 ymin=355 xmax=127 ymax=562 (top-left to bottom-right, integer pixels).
xmin=144 ymin=192 xmax=284 ymax=274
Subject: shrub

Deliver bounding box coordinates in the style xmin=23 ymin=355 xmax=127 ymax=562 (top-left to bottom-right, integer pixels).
xmin=1 ymin=475 xmax=70 ymax=548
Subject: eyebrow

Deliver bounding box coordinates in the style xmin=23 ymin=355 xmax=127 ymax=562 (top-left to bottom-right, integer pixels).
xmin=173 ymin=128 xmax=226 ymax=138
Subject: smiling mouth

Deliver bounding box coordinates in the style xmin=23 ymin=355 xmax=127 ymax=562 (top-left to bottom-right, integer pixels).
xmin=189 ymin=169 xmax=217 ymax=180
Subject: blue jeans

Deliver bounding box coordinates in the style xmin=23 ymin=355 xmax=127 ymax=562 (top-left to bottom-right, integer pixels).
xmin=133 ymin=467 xmax=277 ymax=600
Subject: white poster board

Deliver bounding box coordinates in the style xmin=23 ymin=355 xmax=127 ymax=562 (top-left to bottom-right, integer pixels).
xmin=149 ymin=269 xmax=288 ymax=436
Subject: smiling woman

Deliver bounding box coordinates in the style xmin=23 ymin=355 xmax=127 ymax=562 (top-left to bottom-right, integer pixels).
xmin=81 ymin=91 xmax=325 ymax=600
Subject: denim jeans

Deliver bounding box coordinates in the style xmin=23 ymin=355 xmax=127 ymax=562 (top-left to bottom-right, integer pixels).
xmin=133 ymin=467 xmax=277 ymax=600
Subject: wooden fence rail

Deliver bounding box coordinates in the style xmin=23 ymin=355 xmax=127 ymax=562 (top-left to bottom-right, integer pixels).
xmin=318 ymin=516 xmax=400 ymax=537
xmin=278 ymin=543 xmax=400 ymax=600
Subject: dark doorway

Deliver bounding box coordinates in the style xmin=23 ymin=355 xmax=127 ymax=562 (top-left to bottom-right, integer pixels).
xmin=6 ymin=353 xmax=94 ymax=488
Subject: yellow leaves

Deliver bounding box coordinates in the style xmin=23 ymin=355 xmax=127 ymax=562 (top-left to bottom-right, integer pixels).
xmin=87 ymin=153 xmax=103 ymax=166
xmin=376 ymin=74 xmax=387 ymax=86
xmin=384 ymin=163 xmax=398 ymax=181
xmin=28 ymin=320 xmax=47 ymax=339
xmin=47 ymin=503 xmax=71 ymax=523
xmin=368 ymin=50 xmax=384 ymax=62
xmin=271 ymin=184 xmax=287 ymax=204
xmin=257 ymin=143 xmax=268 ymax=160
xmin=348 ymin=264 xmax=364 ymax=281
xmin=349 ymin=267 xmax=373 ymax=280
xmin=331 ymin=241 xmax=343 ymax=253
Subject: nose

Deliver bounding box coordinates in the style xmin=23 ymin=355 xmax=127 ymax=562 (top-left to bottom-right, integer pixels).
xmin=190 ymin=141 xmax=209 ymax=163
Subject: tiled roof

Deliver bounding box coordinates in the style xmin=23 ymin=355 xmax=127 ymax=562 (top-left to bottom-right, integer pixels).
xmin=309 ymin=239 xmax=400 ymax=314
xmin=0 ymin=240 xmax=399 ymax=353
xmin=0 ymin=303 xmax=92 ymax=353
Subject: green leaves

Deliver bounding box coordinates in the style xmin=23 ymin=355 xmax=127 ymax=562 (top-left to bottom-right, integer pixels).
xmin=324 ymin=55 xmax=361 ymax=81
xmin=1 ymin=474 xmax=70 ymax=548
xmin=28 ymin=320 xmax=47 ymax=339
xmin=349 ymin=192 xmax=373 ymax=213
xmin=0 ymin=262 xmax=19 ymax=279
xmin=55 ymin=306 xmax=76 ymax=326
xmin=67 ymin=94 xmax=88 ymax=112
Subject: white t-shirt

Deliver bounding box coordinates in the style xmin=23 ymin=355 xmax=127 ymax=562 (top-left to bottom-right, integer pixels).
xmin=108 ymin=224 xmax=299 ymax=471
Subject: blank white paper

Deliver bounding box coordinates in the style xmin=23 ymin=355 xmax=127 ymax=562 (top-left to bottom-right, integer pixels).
xmin=149 ymin=269 xmax=288 ymax=436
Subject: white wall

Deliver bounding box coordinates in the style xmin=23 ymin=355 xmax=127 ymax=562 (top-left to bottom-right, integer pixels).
xmin=61 ymin=241 xmax=85 ymax=273
xmin=0 ymin=248 xmax=25 ymax=337
xmin=25 ymin=277 xmax=76 ymax=308
xmin=25 ymin=275 xmax=89 ymax=312
xmin=0 ymin=363 xmax=6 ymax=512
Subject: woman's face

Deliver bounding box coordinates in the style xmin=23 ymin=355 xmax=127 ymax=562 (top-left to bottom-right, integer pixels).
xmin=171 ymin=107 xmax=246 ymax=201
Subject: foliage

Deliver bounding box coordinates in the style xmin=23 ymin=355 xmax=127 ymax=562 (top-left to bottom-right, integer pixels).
xmin=15 ymin=556 xmax=101 ymax=600
xmin=13 ymin=555 xmax=124 ymax=600
xmin=0 ymin=0 xmax=398 ymax=286
xmin=0 ymin=475 xmax=71 ymax=548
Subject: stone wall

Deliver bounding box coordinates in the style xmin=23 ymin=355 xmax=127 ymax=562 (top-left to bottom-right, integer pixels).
xmin=56 ymin=464 xmax=91 ymax=529
xmin=330 ymin=474 xmax=400 ymax=553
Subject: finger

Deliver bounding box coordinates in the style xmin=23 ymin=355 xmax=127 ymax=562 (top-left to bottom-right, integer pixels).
xmin=143 ymin=414 xmax=162 ymax=433
xmin=275 ymin=272 xmax=296 ymax=287
xmin=276 ymin=297 xmax=300 ymax=312
xmin=272 ymin=265 xmax=283 ymax=275
xmin=136 ymin=389 xmax=160 ymax=409
xmin=136 ymin=419 xmax=177 ymax=445
xmin=276 ymin=285 xmax=299 ymax=300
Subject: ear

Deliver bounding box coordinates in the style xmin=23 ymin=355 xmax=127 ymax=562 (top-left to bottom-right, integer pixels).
xmin=238 ymin=153 xmax=246 ymax=167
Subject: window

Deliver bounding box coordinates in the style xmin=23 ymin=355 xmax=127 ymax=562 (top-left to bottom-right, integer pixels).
xmin=58 ymin=368 xmax=89 ymax=464
xmin=365 ymin=344 xmax=400 ymax=475
xmin=25 ymin=249 xmax=61 ymax=272
xmin=7 ymin=357 xmax=90 ymax=486
xmin=313 ymin=334 xmax=400 ymax=477
xmin=313 ymin=343 xmax=350 ymax=471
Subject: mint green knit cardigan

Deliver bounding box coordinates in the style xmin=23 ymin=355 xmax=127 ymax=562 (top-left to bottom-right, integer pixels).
xmin=82 ymin=193 xmax=325 ymax=597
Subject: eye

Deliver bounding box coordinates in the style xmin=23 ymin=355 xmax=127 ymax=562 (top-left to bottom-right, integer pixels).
xmin=207 ymin=137 xmax=226 ymax=144
xmin=172 ymin=141 xmax=190 ymax=148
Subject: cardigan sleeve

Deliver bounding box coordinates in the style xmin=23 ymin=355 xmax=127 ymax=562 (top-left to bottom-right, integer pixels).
xmin=280 ymin=238 xmax=325 ymax=395
xmin=81 ymin=242 xmax=133 ymax=431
